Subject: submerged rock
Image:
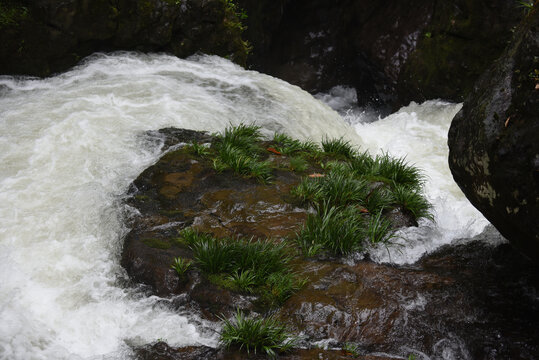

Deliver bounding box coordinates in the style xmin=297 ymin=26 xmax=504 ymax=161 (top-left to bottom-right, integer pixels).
xmin=448 ymin=7 xmax=539 ymax=259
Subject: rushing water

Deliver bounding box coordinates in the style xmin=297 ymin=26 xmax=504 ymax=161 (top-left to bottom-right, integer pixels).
xmin=0 ymin=53 xmax=496 ymax=359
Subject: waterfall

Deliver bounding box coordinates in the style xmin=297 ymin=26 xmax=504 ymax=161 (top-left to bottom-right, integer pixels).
xmin=0 ymin=53 xmax=495 ymax=359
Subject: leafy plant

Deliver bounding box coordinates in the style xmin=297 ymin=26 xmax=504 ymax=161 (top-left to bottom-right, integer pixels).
xmin=213 ymin=124 xmax=273 ymax=183
xmin=289 ymin=156 xmax=309 ymax=172
xmin=391 ymin=184 xmax=433 ymax=221
xmin=228 ymin=270 xmax=257 ymax=293
xmin=321 ymin=137 xmax=357 ymax=159
xmin=188 ymin=141 xmax=210 ymax=156
xmin=365 ymin=210 xmax=396 ymax=245
xmin=219 ymin=310 xmax=296 ymax=358
xmin=296 ymin=205 xmax=365 ymax=255
xmin=343 ymin=342 xmax=361 ymax=356
xmin=363 ymin=187 xmax=393 ymax=214
xmin=262 ymin=272 xmax=307 ymax=306
xmin=272 ymin=132 xmax=320 ymax=156
xmin=368 ymin=153 xmax=425 ymax=189
xmin=171 ymin=257 xmax=192 ymax=277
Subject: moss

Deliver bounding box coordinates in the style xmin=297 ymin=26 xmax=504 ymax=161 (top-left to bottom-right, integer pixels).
xmin=135 ymin=194 xmax=150 ymax=201
xmin=0 ymin=2 xmax=29 ymax=29
xmin=142 ymin=238 xmax=172 ymax=249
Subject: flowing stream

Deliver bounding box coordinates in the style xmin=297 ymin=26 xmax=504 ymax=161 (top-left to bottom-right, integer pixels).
xmin=0 ymin=53 xmax=498 ymax=359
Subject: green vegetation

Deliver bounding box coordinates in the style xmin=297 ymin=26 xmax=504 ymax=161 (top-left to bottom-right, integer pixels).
xmin=296 ymin=205 xmax=366 ymax=256
xmin=321 ymin=137 xmax=357 ymax=159
xmin=0 ymin=2 xmax=28 ymax=28
xmin=179 ymin=228 xmax=304 ymax=305
xmin=391 ymin=184 xmax=433 ymax=221
xmin=171 ymin=257 xmax=192 ymax=277
xmin=187 ymin=141 xmax=210 ymax=156
xmin=213 ymin=124 xmax=273 ymax=183
xmin=142 ymin=238 xmax=171 ymax=250
xmin=219 ymin=310 xmax=295 ymax=358
xmin=273 ymin=132 xmax=321 ymax=156
xmin=290 ymin=138 xmax=431 ymax=257
xmin=176 ymin=126 xmax=431 ymax=260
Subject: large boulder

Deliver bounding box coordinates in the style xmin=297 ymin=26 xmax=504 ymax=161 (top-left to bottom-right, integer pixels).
xmin=448 ymin=7 xmax=539 ymax=258
xmin=0 ymin=0 xmax=249 ymax=77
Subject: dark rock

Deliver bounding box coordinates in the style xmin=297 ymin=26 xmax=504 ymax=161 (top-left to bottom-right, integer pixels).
xmin=134 ymin=341 xmax=401 ymax=359
xmin=278 ymin=240 xmax=539 ymax=358
xmin=0 ymin=0 xmax=249 ymax=77
xmin=448 ymin=7 xmax=539 ymax=258
xmin=239 ymin=0 xmax=521 ymax=110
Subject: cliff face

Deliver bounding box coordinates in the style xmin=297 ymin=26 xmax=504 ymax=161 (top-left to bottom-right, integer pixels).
xmin=448 ymin=7 xmax=539 ymax=259
xmin=1 ymin=0 xmax=521 ymax=110
xmin=0 ymin=0 xmax=249 ymax=77
xmin=238 ymin=0 xmax=521 ymax=109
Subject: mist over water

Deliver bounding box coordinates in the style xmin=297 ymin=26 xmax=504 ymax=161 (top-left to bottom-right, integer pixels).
xmin=0 ymin=53 xmax=497 ymax=359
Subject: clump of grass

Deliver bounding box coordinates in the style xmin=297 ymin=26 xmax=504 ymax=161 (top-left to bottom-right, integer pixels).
xmin=213 ymin=124 xmax=273 ymax=183
xmin=187 ymin=141 xmax=210 ymax=156
xmin=185 ymin=230 xmax=303 ymax=304
xmin=262 ymin=272 xmax=308 ymax=306
xmin=367 ymin=153 xmax=425 ymax=189
xmin=363 ymin=187 xmax=393 ymax=214
xmin=171 ymin=257 xmax=192 ymax=277
xmin=291 ymin=171 xmax=369 ymax=209
xmin=391 ymin=184 xmax=433 ymax=221
xmin=321 ymin=137 xmax=357 ymax=159
xmin=272 ymin=133 xmax=320 ymax=156
xmin=228 ymin=270 xmax=257 ymax=293
xmin=365 ymin=210 xmax=396 ymax=245
xmin=219 ymin=310 xmax=296 ymax=358
xmin=296 ymin=205 xmax=366 ymax=255
xmin=289 ymin=156 xmax=309 ymax=172
xmin=216 ymin=123 xmax=263 ymax=153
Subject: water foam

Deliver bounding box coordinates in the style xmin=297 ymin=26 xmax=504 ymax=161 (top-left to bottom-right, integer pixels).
xmin=0 ymin=53 xmax=357 ymax=359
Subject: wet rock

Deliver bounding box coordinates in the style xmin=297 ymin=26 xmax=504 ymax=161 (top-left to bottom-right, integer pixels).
xmin=121 ymin=128 xmax=310 ymax=317
xmin=278 ymin=240 xmax=539 ymax=358
xmin=448 ymin=8 xmax=539 ymax=259
xmin=134 ymin=341 xmax=400 ymax=359
xmin=0 ymin=0 xmax=249 ymax=77
xmin=239 ymin=0 xmax=521 ymax=110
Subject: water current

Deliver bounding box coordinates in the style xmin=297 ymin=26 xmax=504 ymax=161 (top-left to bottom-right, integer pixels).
xmin=0 ymin=53 xmax=500 ymax=359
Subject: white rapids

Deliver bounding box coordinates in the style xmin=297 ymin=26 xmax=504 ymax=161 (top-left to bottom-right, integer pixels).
xmin=0 ymin=53 xmax=496 ymax=359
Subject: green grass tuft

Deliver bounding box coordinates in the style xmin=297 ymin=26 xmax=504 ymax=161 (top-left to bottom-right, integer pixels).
xmin=219 ymin=310 xmax=296 ymax=358
xmin=366 ymin=210 xmax=396 ymax=245
xmin=296 ymin=205 xmax=366 ymax=255
xmin=171 ymin=257 xmax=192 ymax=277
xmin=391 ymin=184 xmax=433 ymax=221
xmin=321 ymin=137 xmax=357 ymax=159
xmin=289 ymin=156 xmax=309 ymax=172
xmin=272 ymin=133 xmax=320 ymax=156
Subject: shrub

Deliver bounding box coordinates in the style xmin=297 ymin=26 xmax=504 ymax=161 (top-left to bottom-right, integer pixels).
xmin=219 ymin=310 xmax=296 ymax=358
xmin=228 ymin=270 xmax=257 ymax=293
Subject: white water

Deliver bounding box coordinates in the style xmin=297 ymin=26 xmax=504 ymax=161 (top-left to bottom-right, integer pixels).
xmin=0 ymin=53 xmax=493 ymax=359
